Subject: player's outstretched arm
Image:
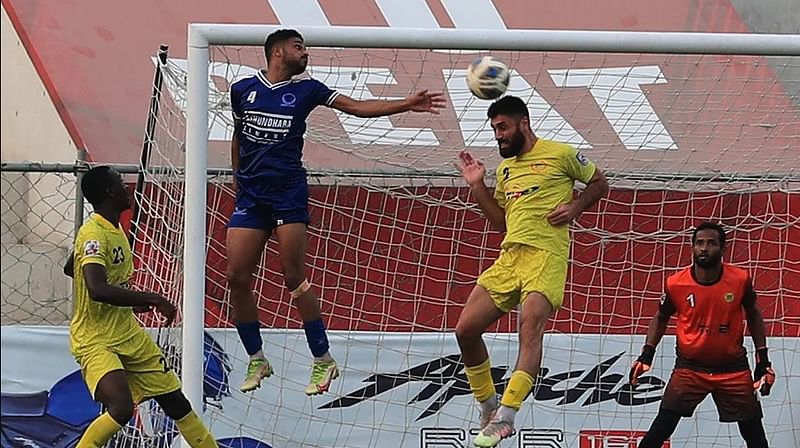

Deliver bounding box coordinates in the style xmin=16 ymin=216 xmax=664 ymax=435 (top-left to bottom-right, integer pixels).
xmin=455 ymin=151 xmax=505 ymax=231
xmin=331 ymin=90 xmax=446 ymax=118
xmin=82 ymin=264 xmax=176 ymax=325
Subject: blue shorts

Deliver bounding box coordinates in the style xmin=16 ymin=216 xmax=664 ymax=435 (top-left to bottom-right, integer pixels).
xmin=228 ymin=181 xmax=310 ymax=230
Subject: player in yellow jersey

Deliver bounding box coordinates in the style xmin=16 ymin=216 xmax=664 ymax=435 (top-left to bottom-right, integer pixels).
xmin=454 ymin=96 xmax=608 ymax=447
xmin=64 ymin=166 xmax=218 ymax=447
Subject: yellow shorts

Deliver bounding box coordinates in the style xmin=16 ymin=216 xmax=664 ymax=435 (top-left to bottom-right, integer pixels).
xmin=477 ymin=244 xmax=568 ymax=313
xmin=73 ymin=329 xmax=181 ymax=404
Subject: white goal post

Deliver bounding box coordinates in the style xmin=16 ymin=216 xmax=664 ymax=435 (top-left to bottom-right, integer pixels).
xmin=183 ymin=22 xmax=800 ymax=431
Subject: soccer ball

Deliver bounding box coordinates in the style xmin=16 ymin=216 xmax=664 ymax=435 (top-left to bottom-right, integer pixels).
xmin=466 ymin=56 xmax=510 ymax=100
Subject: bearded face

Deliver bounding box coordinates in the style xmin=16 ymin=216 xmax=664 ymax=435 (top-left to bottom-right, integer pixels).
xmin=287 ymin=51 xmax=308 ymax=76
xmin=692 ymin=229 xmax=724 ymax=268
xmin=492 ymin=116 xmax=528 ymax=158
xmin=498 ymin=125 xmax=526 ymax=158
xmin=281 ymin=38 xmax=309 ymax=76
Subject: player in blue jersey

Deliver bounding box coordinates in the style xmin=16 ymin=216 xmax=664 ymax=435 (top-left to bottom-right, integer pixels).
xmin=227 ymin=29 xmax=446 ymax=394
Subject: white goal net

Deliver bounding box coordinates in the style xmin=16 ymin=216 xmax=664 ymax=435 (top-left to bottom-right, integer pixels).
xmin=118 ymin=27 xmax=799 ymax=448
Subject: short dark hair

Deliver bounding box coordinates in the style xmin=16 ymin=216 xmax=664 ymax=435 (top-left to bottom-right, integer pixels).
xmin=692 ymin=221 xmax=726 ymax=249
xmin=264 ymin=29 xmax=303 ymax=63
xmin=487 ymin=95 xmax=529 ymax=120
xmin=81 ymin=166 xmax=116 ymax=208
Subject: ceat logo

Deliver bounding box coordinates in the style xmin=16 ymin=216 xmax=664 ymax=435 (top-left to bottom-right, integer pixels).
xmin=579 ymin=430 xmax=671 ymax=448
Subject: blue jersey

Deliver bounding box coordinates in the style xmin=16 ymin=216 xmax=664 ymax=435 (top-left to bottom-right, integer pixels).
xmin=230 ymin=70 xmax=339 ymax=194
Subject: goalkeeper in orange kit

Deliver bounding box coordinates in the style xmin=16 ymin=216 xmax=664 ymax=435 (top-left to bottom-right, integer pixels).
xmin=630 ymin=222 xmax=774 ymax=448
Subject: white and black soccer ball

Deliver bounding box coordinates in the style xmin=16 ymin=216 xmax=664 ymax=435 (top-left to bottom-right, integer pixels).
xmin=466 ymin=56 xmax=510 ymax=100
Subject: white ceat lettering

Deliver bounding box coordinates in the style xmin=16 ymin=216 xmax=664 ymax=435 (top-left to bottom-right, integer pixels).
xmin=443 ymin=69 xmax=590 ymax=148
xmin=311 ymin=66 xmax=439 ymax=146
xmin=549 ymin=65 xmax=676 ymax=150
xmin=157 ymin=58 xmax=674 ymax=151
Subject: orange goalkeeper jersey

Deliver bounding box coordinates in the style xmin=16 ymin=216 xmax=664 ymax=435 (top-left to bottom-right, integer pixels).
xmin=659 ymin=263 xmax=755 ymax=373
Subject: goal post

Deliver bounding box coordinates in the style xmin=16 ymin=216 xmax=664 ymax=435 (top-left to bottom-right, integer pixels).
xmin=180 ymin=24 xmax=799 ymax=446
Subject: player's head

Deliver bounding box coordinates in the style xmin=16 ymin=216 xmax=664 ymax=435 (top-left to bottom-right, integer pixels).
xmin=691 ymin=221 xmax=726 ymax=268
xmin=81 ymin=166 xmax=131 ymax=211
xmin=264 ymin=29 xmax=308 ymax=75
xmin=487 ymin=95 xmax=531 ymax=158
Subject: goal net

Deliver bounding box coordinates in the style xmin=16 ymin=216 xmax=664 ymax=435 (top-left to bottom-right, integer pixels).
xmin=122 ymin=27 xmax=799 ymax=447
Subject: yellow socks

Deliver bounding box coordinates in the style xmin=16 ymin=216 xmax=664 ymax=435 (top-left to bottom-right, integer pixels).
xmin=76 ymin=408 xmax=216 ymax=448
xmin=175 ymin=410 xmax=219 ymax=448
xmin=76 ymin=412 xmax=122 ymax=448
xmin=465 ymin=358 xmax=496 ymax=402
xmin=500 ymin=370 xmax=535 ymax=410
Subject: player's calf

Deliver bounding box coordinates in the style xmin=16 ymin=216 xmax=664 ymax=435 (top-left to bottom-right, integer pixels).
xmin=737 ymin=419 xmax=768 ymax=448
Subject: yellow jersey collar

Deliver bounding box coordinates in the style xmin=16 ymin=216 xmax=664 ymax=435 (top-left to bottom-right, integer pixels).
xmin=516 ymin=140 xmax=542 ymax=160
xmin=91 ymin=213 xmax=121 ymax=231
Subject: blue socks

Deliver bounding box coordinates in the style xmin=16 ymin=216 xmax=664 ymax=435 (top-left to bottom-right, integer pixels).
xmin=236 ymin=320 xmax=263 ymax=356
xmin=239 ymin=319 xmax=329 ymax=358
xmin=303 ymin=319 xmax=330 ymax=358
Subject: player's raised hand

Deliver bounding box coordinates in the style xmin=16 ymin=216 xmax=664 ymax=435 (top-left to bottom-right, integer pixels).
xmin=455 ymin=151 xmax=486 ymax=187
xmin=629 ymin=345 xmax=656 ymax=386
xmin=547 ymin=202 xmax=579 ymax=226
xmin=406 ymin=90 xmax=446 ymax=114
xmin=753 ymin=348 xmax=776 ymax=396
xmin=153 ymin=295 xmax=177 ymax=327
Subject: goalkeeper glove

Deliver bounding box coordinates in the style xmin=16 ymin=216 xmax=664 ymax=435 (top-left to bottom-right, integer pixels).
xmin=753 ymin=347 xmax=775 ymax=396
xmin=629 ymin=344 xmax=656 ymax=386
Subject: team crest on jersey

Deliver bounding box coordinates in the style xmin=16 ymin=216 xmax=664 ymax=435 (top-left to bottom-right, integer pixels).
xmin=530 ymin=162 xmax=547 ymax=172
xmin=724 ymin=292 xmax=735 ymax=303
xmin=576 ymin=152 xmax=590 ymax=166
xmin=83 ymin=240 xmax=100 ymax=256
xmin=281 ymin=93 xmax=297 ymax=107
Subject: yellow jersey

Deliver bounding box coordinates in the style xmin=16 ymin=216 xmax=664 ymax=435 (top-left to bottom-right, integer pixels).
xmin=493 ymin=139 xmax=597 ymax=259
xmin=70 ymin=213 xmax=139 ymax=353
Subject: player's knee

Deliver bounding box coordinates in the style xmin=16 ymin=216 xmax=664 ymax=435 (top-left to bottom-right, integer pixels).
xmin=154 ymin=390 xmax=192 ymax=420
xmin=283 ymin=270 xmax=307 ymax=292
xmin=106 ymin=398 xmax=135 ymax=424
xmin=454 ymin=320 xmax=481 ymax=346
xmin=225 ymin=266 xmax=253 ymax=291
xmin=282 ymin=262 xmax=305 ymax=287
xmin=640 ymin=409 xmax=681 ymax=448
xmin=518 ymin=317 xmax=547 ymax=342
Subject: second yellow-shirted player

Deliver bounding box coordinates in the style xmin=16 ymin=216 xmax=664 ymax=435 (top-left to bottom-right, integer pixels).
xmin=454 ymin=96 xmax=608 ymax=447
xmin=65 ymin=166 xmax=218 ymax=448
